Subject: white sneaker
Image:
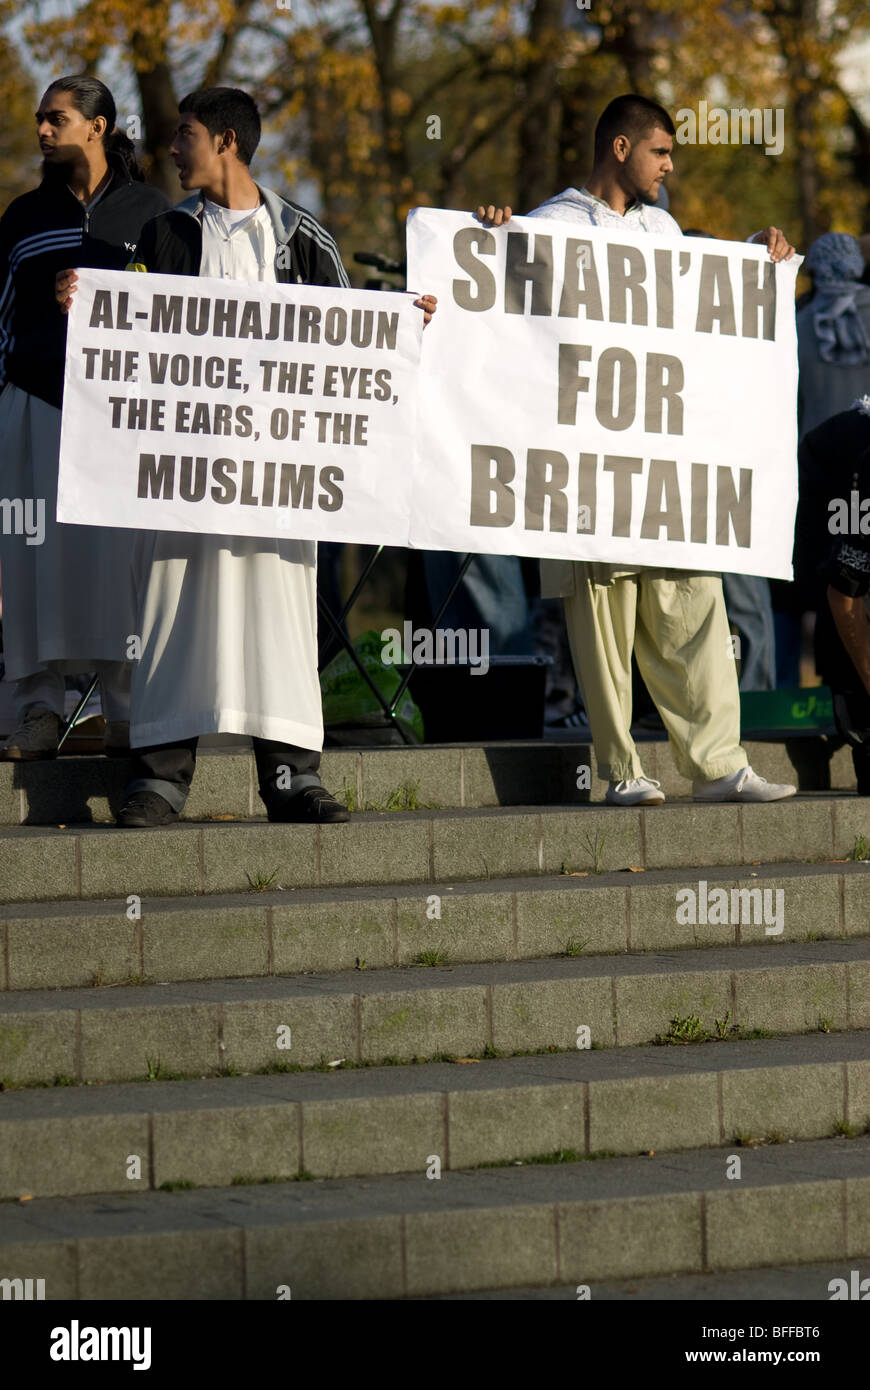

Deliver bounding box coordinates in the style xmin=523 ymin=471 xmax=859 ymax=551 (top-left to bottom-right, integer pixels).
xmin=606 ymin=776 xmax=665 ymax=805
xmin=692 ymin=767 xmax=796 ymax=803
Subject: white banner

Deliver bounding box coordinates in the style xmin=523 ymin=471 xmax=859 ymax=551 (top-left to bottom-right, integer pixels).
xmin=405 ymin=208 xmax=801 ymax=579
xmin=57 ymin=268 xmax=423 ymax=545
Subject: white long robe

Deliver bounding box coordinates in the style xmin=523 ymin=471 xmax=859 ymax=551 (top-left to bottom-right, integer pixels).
xmin=128 ymin=203 xmax=324 ymax=751
xmin=129 ymin=530 xmax=322 ymax=749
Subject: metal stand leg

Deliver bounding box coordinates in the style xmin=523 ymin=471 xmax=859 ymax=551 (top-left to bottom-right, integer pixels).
xmin=317 ymin=596 xmax=413 ymax=745
xmin=319 ymin=545 xmax=385 ymax=666
xmin=388 ymin=553 xmax=475 ymax=712
xmin=56 ymin=674 xmax=100 ymax=753
xmin=318 ymin=550 xmax=476 ymax=744
xmin=339 ymin=545 xmax=384 ymax=625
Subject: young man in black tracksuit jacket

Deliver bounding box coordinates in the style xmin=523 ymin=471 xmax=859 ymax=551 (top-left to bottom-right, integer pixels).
xmin=127 ymin=182 xmax=350 ymax=288
xmin=0 ymin=75 xmax=168 ymax=765
xmin=0 ymin=153 xmax=167 ymax=409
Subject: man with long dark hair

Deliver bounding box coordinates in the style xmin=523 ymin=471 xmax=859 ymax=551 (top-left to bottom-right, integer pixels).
xmin=0 ymin=74 xmax=168 ymax=761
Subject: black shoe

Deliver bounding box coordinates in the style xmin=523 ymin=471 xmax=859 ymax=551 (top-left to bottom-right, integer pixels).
xmin=116 ymin=790 xmax=179 ymax=827
xmin=265 ymin=786 xmax=350 ymax=823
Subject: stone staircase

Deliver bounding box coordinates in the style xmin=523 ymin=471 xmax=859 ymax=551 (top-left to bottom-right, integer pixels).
xmin=1 ymin=739 xmax=869 ymax=1300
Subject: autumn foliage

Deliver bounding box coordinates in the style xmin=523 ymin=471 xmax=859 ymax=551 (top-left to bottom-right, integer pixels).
xmin=1 ymin=0 xmax=868 ymax=270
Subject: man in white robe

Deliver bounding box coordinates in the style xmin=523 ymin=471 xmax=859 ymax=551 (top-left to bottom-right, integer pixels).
xmin=61 ymin=86 xmax=434 ymax=825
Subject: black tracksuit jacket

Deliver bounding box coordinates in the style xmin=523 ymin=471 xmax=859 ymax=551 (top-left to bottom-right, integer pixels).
xmin=0 ymin=157 xmax=169 ymax=408
xmin=130 ymin=185 xmax=350 ymax=289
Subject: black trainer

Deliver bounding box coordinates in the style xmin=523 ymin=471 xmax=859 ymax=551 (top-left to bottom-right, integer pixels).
xmin=265 ymin=786 xmax=350 ymax=823
xmin=116 ymin=790 xmax=179 ymax=828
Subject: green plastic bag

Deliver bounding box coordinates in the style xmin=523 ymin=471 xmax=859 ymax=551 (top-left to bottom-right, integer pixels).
xmin=320 ymin=630 xmax=424 ymax=742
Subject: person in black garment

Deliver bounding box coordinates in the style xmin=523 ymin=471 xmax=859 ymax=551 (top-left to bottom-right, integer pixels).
xmin=0 ymin=74 xmax=168 ymax=764
xmin=798 ymin=399 xmax=870 ymax=790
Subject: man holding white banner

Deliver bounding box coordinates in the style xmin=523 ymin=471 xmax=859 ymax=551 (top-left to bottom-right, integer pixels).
xmin=466 ymin=94 xmax=799 ymax=805
xmin=60 ymin=85 xmax=434 ymax=826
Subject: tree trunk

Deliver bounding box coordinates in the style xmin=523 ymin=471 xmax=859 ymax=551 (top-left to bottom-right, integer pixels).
xmin=768 ymin=0 xmax=824 ymax=246
xmin=127 ymin=3 xmax=180 ymax=199
xmin=607 ymin=0 xmax=654 ymax=93
xmin=358 ymin=0 xmax=413 ymax=244
xmin=515 ymin=0 xmax=563 ymax=212
xmin=133 ymin=60 xmax=181 ymax=198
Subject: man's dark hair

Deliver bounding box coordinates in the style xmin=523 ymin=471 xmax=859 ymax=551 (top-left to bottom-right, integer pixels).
xmin=594 ymin=94 xmax=675 ymax=163
xmin=178 ymin=87 xmax=261 ymax=165
xmin=45 ymin=74 xmax=143 ymax=179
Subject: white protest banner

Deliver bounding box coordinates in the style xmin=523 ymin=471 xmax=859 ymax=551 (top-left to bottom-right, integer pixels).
xmin=57 ymin=268 xmax=422 ymax=544
xmin=406 ymin=208 xmax=801 ymax=579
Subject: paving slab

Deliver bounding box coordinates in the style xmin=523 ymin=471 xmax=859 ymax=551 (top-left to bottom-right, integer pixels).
xmin=2 ymin=797 xmax=868 ymax=904
xmin=0 ymin=740 xmax=857 ymax=826
xmin=3 ymin=859 xmax=867 ymax=989
xmin=433 ymin=1257 xmax=870 ymax=1300
xmin=1 ymin=941 xmax=868 ymax=1085
xmin=0 ymin=1134 xmax=866 ymax=1299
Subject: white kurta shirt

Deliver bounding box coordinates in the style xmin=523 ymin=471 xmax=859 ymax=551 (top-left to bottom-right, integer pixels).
xmin=526 ymin=187 xmax=682 ymax=592
xmin=129 ymin=198 xmax=323 ymax=750
xmin=199 ymin=199 xmax=278 ymax=281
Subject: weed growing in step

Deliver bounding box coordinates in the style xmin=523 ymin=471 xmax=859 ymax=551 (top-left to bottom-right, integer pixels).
xmin=230 ymin=1173 xmax=312 ymax=1185
xmin=381 ymin=779 xmax=424 ymax=810
xmin=246 ymin=869 xmax=280 ymax=891
xmin=658 ymin=1013 xmax=706 ymax=1044
xmin=850 ymin=834 xmax=870 ymax=861
xmin=833 ymin=1120 xmax=857 ymax=1138
xmin=413 ymin=947 xmax=450 ymax=966
xmin=91 ymin=972 xmax=147 ymax=988
xmin=144 ymin=1055 xmax=180 ymax=1081
xmin=562 ymin=937 xmax=591 ymax=957
xmin=341 ymin=778 xmax=431 ymax=812
xmin=580 ymin=829 xmax=607 ymax=874
xmin=656 ymin=1011 xmax=743 ymax=1045
xmin=471 ymin=1147 xmax=619 ymax=1170
xmin=732 ymin=1131 xmax=785 ymax=1148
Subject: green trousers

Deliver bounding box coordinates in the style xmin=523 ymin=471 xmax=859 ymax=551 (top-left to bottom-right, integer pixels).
xmin=563 ymin=567 xmax=749 ymax=784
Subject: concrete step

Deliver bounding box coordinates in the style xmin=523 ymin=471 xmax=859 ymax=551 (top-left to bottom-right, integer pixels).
xmin=3 ymin=795 xmax=870 ymax=905
xmin=1 ymin=940 xmax=868 ymax=1086
xmin=0 ymin=738 xmax=854 ymax=827
xmin=431 ymin=1257 xmax=870 ymax=1299
xmin=1 ymin=1031 xmax=868 ymax=1199
xmin=3 ymin=861 xmax=870 ymax=991
xmin=1 ymin=1133 xmax=867 ymax=1298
